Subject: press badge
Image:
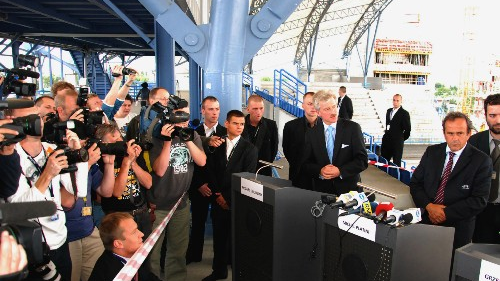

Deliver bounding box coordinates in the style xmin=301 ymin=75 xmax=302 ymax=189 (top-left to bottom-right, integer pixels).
xmin=81 ymin=206 xmax=92 ymax=216
xmin=493 ymin=171 xmax=497 ymax=180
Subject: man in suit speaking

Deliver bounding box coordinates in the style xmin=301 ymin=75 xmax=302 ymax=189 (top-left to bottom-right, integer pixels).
xmin=381 ymin=94 xmax=411 ymax=166
xmin=302 ymin=90 xmax=368 ymax=195
xmin=410 ymin=112 xmax=492 ymax=250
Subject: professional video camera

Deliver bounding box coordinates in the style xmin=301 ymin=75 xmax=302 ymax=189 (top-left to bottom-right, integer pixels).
xmin=112 ymin=67 xmax=136 ymax=77
xmin=0 ymin=54 xmax=40 ymax=99
xmin=0 ymin=114 xmax=42 ymax=146
xmin=150 ymin=96 xmax=195 ymax=142
xmin=0 ymin=201 xmax=61 ymax=281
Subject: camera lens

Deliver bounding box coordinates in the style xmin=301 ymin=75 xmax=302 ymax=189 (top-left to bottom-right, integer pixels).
xmin=99 ymin=141 xmax=127 ymax=156
xmin=12 ymin=114 xmax=42 ymax=136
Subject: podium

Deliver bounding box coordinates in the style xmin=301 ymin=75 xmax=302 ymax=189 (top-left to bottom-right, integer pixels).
xmin=231 ymin=172 xmax=323 ymax=281
xmin=320 ymin=207 xmax=455 ymax=281
xmin=452 ymin=243 xmax=500 ymax=281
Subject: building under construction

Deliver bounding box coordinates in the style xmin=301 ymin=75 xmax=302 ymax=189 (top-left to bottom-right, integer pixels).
xmin=373 ymin=39 xmax=432 ymax=85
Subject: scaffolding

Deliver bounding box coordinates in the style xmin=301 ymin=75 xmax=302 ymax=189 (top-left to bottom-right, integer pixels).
xmin=458 ymin=6 xmax=479 ymax=116
xmin=373 ymin=39 xmax=432 ymax=85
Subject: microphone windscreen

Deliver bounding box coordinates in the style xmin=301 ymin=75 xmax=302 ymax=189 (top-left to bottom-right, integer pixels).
xmin=0 ymin=201 xmax=57 ymax=224
xmin=367 ymin=193 xmax=376 ymax=202
xmin=362 ymin=201 xmax=378 ymax=216
xmin=375 ymin=202 xmax=394 ymax=216
xmin=0 ymin=99 xmax=35 ymax=109
xmin=191 ymin=119 xmax=200 ymax=127
xmin=10 ymin=68 xmax=40 ymax=79
xmin=400 ymin=213 xmax=413 ymax=225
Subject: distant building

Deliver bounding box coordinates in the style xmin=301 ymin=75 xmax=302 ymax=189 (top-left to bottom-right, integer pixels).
xmin=373 ymin=39 xmax=432 ymax=85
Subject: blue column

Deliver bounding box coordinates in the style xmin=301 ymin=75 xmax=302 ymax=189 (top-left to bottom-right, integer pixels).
xmin=155 ymin=21 xmax=175 ymax=94
xmin=204 ymin=0 xmax=248 ymax=116
xmin=48 ymin=47 xmax=53 ymax=86
xmin=189 ymin=57 xmax=201 ymax=120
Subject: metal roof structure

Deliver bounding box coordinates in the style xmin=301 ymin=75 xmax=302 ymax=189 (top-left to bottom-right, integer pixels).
xmin=0 ymin=0 xmax=393 ymax=70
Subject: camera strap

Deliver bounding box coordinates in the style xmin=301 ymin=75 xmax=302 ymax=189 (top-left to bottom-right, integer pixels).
xmin=23 ymin=147 xmax=56 ymax=198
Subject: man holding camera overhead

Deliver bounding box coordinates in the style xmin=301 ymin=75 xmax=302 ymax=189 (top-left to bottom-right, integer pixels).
xmin=7 ymin=105 xmax=88 ymax=281
xmin=147 ymin=94 xmax=206 ymax=281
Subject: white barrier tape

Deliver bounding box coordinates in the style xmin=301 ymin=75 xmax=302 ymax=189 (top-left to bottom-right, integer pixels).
xmin=113 ymin=193 xmax=186 ymax=281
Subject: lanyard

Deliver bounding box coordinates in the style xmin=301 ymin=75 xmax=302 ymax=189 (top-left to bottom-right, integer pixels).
xmin=23 ymin=148 xmax=55 ymax=198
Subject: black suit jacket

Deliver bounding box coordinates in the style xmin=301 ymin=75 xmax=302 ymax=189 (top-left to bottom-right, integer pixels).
xmin=468 ymin=130 xmax=490 ymax=155
xmin=88 ymin=250 xmax=161 ymax=281
xmin=282 ymin=117 xmax=317 ymax=190
xmin=338 ymin=95 xmax=353 ymax=120
xmin=302 ymin=119 xmax=368 ymax=194
xmin=189 ymin=123 xmax=227 ymax=193
xmin=242 ymin=115 xmax=278 ymax=176
xmin=409 ymin=143 xmax=491 ymax=248
xmin=383 ymin=106 xmax=411 ymax=142
xmin=206 ymin=137 xmax=258 ymax=203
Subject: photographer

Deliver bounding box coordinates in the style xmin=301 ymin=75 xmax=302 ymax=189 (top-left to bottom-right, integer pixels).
xmin=34 ymin=95 xmax=55 ymax=121
xmin=51 ymin=81 xmax=75 ymax=97
xmin=111 ymin=94 xmax=136 ymax=137
xmin=95 ymin=124 xmax=152 ymax=238
xmin=65 ymin=141 xmax=115 ymax=281
xmin=100 ymin=65 xmax=137 ymax=120
xmin=0 ymin=119 xmax=21 ymax=200
xmin=7 ymin=105 xmax=88 ymax=280
xmin=148 ymin=101 xmax=206 ymax=279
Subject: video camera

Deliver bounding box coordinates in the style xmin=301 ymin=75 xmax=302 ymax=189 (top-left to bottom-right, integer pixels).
xmin=151 ymin=96 xmax=195 ymax=142
xmin=0 ymin=114 xmax=42 ymax=147
xmin=112 ymin=67 xmax=136 ymax=77
xmin=0 ymin=201 xmax=61 ymax=281
xmin=0 ymin=54 xmax=40 ymax=99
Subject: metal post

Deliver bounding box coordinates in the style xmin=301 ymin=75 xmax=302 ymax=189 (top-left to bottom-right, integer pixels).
xmin=60 ymin=48 xmax=64 ymax=80
xmin=155 ymin=21 xmax=175 ymax=94
xmin=204 ymin=0 xmax=248 ymax=118
xmin=11 ymin=41 xmax=21 ymax=68
xmin=48 ymin=47 xmax=53 ymax=86
xmin=189 ymin=57 xmax=201 ymax=120
xmin=363 ymin=24 xmax=370 ymax=88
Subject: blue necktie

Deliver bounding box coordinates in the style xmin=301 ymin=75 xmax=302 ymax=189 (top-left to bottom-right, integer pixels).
xmin=326 ymin=126 xmax=335 ymax=163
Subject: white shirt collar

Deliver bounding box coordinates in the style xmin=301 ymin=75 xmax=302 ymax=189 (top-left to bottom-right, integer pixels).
xmin=204 ymin=122 xmax=218 ymax=136
xmin=323 ymin=121 xmax=337 ymax=132
xmin=445 ymin=144 xmax=466 ymax=159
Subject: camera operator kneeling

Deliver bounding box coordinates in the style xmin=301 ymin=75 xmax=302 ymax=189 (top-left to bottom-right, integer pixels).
xmin=94 ymin=124 xmax=153 ymax=239
xmin=6 ymin=106 xmax=88 ymax=281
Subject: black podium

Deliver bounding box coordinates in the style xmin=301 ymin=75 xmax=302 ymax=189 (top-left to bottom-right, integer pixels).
xmin=452 ymin=243 xmax=500 ymax=281
xmin=320 ymin=207 xmax=455 ymax=281
xmin=231 ymin=172 xmax=323 ymax=281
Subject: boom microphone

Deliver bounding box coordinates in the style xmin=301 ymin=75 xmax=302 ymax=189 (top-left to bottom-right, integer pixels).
xmin=0 ymin=201 xmax=57 ymax=224
xmin=0 ymin=98 xmax=35 ymax=109
xmin=2 ymin=68 xmax=40 ymax=79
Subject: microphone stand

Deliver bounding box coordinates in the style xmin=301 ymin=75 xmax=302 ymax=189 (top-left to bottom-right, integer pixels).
xmin=254 ymin=160 xmax=283 ymax=181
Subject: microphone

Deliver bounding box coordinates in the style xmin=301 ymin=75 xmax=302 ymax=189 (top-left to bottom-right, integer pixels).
xmin=255 ymin=160 xmax=283 ymax=181
xmin=329 ymin=191 xmax=357 ymax=208
xmin=383 ymin=209 xmax=403 ymax=225
xmin=0 ymin=99 xmax=35 ymax=110
xmin=400 ymin=208 xmax=422 ymax=224
xmin=374 ymin=202 xmax=394 ymax=223
xmin=1 ymin=68 xmax=40 ymax=79
xmin=361 ymin=201 xmax=379 ymax=216
xmin=0 ymin=201 xmax=57 ymax=224
xmin=343 ymin=192 xmax=369 ymax=209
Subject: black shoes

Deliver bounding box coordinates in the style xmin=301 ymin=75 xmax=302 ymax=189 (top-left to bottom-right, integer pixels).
xmin=201 ymin=272 xmax=228 ymax=281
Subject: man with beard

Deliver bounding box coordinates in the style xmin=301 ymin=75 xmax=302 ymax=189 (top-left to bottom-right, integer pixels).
xmin=469 ymin=93 xmax=500 ymax=244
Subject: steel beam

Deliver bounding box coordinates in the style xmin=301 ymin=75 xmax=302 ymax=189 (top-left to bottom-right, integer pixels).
xmin=101 ymin=0 xmax=155 ymax=49
xmin=342 ymin=0 xmax=393 ymax=57
xmin=294 ymin=0 xmax=335 ymax=65
xmin=0 ymin=0 xmax=92 ymax=29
